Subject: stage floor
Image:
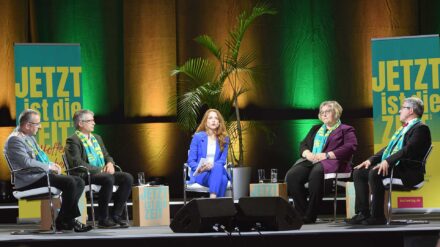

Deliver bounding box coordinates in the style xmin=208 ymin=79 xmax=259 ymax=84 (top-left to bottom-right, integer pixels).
xmin=0 ymin=220 xmax=439 ymax=242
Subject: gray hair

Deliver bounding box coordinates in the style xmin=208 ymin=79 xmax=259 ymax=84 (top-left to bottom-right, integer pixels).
xmin=73 ymin=109 xmax=94 ymax=130
xmin=318 ymin=100 xmax=343 ymax=121
xmin=404 ymin=97 xmax=424 ymax=117
xmin=18 ymin=109 xmax=39 ymax=126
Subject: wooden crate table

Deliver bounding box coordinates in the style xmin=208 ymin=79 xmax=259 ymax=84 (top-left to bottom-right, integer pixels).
xmin=132 ymin=185 xmax=170 ymax=226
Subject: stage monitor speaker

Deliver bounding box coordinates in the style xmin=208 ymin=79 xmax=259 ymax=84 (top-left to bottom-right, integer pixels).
xmin=170 ymin=198 xmax=237 ymax=233
xmin=236 ymin=197 xmax=303 ymax=231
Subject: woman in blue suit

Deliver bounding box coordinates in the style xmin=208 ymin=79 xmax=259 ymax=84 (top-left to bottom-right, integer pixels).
xmin=187 ymin=109 xmax=230 ymax=198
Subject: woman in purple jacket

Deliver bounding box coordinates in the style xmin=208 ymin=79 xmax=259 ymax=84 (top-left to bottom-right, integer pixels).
xmin=285 ymin=101 xmax=358 ymax=224
xmin=187 ymin=109 xmax=230 ymax=198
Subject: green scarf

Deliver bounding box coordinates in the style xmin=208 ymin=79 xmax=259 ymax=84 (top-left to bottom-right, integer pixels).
xmin=75 ymin=130 xmax=105 ymax=167
xmin=381 ymin=118 xmax=421 ymax=166
xmin=25 ymin=137 xmax=50 ymax=164
xmin=312 ymin=120 xmax=341 ymax=154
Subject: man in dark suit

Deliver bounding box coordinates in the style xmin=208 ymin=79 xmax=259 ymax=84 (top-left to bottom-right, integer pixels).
xmin=65 ymin=109 xmax=133 ymax=228
xmin=285 ymin=101 xmax=358 ymax=224
xmin=348 ymin=97 xmax=431 ymax=225
xmin=4 ymin=109 xmax=92 ymax=232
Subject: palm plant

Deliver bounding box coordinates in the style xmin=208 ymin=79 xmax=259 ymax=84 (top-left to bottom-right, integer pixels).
xmin=171 ymin=2 xmax=276 ymax=166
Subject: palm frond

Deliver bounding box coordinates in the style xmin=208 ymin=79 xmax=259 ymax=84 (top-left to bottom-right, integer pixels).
xmin=226 ymin=2 xmax=277 ymax=61
xmin=214 ymin=100 xmax=233 ymax=120
xmin=176 ymin=91 xmax=203 ymax=131
xmin=176 ymin=82 xmax=228 ymax=131
xmin=195 ymin=35 xmax=222 ymax=60
xmin=172 ymin=57 xmax=217 ymax=89
xmin=235 ymin=86 xmax=250 ymax=98
xmin=217 ymin=65 xmax=234 ymax=85
xmin=235 ymin=51 xmax=257 ymax=69
xmin=170 ymin=2 xmax=277 ymax=166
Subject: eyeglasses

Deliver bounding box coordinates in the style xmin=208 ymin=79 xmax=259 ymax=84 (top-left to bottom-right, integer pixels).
xmin=319 ymin=110 xmax=332 ymax=116
xmin=400 ymin=106 xmax=411 ymax=110
xmin=82 ymin=119 xmax=95 ymax=123
xmin=28 ymin=122 xmax=41 ymax=126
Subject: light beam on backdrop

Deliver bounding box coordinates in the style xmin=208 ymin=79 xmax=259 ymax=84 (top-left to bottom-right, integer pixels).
xmin=124 ymin=0 xmax=177 ymax=117
xmin=32 ymin=0 xmax=123 ymax=115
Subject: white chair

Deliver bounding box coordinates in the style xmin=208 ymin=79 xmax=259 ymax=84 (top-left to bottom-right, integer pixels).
xmin=383 ymin=145 xmax=433 ymax=225
xmin=62 ymin=154 xmax=129 ymax=227
xmin=324 ymin=171 xmax=352 ymax=222
xmin=183 ymin=162 xmax=233 ymax=205
xmin=302 ymin=154 xmax=354 ymax=222
xmin=4 ymin=152 xmax=61 ymax=234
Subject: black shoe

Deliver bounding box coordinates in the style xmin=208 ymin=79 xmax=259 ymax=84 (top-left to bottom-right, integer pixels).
xmin=345 ymin=213 xmax=370 ymax=225
xmin=302 ymin=216 xmax=316 ymax=224
xmin=55 ymin=221 xmax=74 ymax=232
xmin=73 ymin=220 xmax=93 ymax=232
xmin=98 ymin=218 xmax=118 ymax=229
xmin=55 ymin=217 xmax=74 ymax=232
xmin=113 ymin=216 xmax=129 ymax=228
xmin=361 ymin=217 xmax=387 ymax=225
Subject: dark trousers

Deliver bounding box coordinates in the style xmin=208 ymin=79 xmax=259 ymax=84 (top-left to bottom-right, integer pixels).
xmin=89 ymin=172 xmax=133 ymax=220
xmin=19 ymin=174 xmax=85 ymax=224
xmin=353 ymin=166 xmax=400 ymax=218
xmin=285 ymin=160 xmax=324 ymax=220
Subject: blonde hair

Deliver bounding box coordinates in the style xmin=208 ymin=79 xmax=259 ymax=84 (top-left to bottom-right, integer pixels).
xmin=318 ymin=101 xmax=343 ymax=121
xmin=195 ymin=109 xmax=228 ymax=151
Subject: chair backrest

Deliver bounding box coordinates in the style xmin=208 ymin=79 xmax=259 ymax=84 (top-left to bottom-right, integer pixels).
xmin=337 ymin=154 xmax=354 ymax=173
xmin=3 ymin=153 xmax=15 ymax=185
xmin=62 ymin=154 xmax=70 ymax=175
xmin=422 ymin=145 xmax=433 ymax=174
xmin=184 ymin=163 xmax=190 ymax=180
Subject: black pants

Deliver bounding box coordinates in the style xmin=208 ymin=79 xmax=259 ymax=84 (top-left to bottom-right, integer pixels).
xmin=89 ymin=172 xmax=133 ymax=220
xmin=19 ymin=174 xmax=85 ymax=224
xmin=353 ymin=166 xmax=404 ymax=218
xmin=285 ymin=160 xmax=324 ymax=221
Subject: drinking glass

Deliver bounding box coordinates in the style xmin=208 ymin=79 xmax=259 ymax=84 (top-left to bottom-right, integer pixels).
xmin=137 ymin=172 xmax=146 ymax=185
xmin=258 ymin=169 xmax=265 ymax=183
xmin=271 ymin=169 xmax=278 ymax=183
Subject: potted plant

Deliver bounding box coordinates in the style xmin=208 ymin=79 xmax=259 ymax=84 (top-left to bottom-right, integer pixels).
xmin=171 ymin=2 xmax=276 ymax=198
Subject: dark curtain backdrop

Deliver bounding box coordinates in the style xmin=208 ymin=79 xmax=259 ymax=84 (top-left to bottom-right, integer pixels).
xmin=1 ymin=0 xmax=439 ymax=198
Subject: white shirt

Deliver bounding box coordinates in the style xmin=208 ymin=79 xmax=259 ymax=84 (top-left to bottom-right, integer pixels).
xmin=206 ymin=137 xmax=217 ymax=164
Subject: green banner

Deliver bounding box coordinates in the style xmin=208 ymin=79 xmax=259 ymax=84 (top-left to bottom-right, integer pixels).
xmin=14 ymin=44 xmax=83 ymax=164
xmin=372 ymin=35 xmax=440 ymax=210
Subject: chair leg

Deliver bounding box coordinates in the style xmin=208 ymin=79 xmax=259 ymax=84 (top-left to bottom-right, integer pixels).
xmin=46 ymin=174 xmax=57 ymax=233
xmin=88 ymin=185 xmax=96 ymax=228
xmin=183 ymin=166 xmax=187 ymax=206
xmin=333 ymin=177 xmax=338 ymax=222
xmin=49 ymin=195 xmax=57 ymax=233
xmin=228 ymin=165 xmax=234 ymax=201
xmin=387 ymin=170 xmax=394 ymax=225
xmin=124 ymin=202 xmax=130 ymax=226
xmin=387 ymin=185 xmax=392 ymax=225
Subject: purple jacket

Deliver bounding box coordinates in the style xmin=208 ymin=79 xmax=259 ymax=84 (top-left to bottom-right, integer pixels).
xmin=299 ymin=124 xmax=358 ymax=173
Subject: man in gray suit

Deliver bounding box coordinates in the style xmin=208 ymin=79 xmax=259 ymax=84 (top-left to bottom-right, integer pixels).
xmin=4 ymin=109 xmax=92 ymax=232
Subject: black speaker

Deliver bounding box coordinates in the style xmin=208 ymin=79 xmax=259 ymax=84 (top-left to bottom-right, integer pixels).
xmin=235 ymin=197 xmax=303 ymax=231
xmin=170 ymin=198 xmax=237 ymax=233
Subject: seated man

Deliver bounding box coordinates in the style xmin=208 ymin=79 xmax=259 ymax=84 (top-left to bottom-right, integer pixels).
xmin=4 ymin=109 xmax=92 ymax=232
xmin=65 ymin=109 xmax=133 ymax=228
xmin=347 ymin=97 xmax=431 ymax=225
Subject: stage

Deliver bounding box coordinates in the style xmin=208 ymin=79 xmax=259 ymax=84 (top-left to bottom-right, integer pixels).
xmin=0 ymin=220 xmax=439 ymax=247
xmin=0 ymin=199 xmax=438 ymax=247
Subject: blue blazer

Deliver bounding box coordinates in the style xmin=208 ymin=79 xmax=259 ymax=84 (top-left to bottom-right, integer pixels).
xmin=187 ymin=131 xmax=230 ymax=183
